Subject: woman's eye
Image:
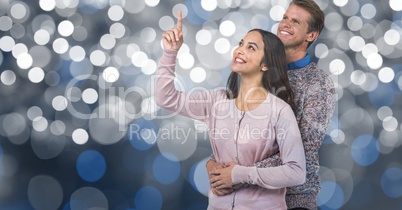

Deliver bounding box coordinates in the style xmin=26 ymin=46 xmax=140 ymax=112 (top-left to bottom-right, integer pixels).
xmin=248 ymin=46 xmax=255 ymax=50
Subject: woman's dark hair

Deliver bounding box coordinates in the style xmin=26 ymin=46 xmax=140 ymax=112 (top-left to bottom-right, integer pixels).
xmin=226 ymin=29 xmax=296 ymax=112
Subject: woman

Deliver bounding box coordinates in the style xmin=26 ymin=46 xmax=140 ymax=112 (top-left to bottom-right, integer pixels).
xmin=155 ymin=11 xmax=306 ymax=210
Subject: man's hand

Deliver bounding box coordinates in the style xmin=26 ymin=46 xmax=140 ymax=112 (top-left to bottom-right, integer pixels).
xmin=209 ymin=162 xmax=236 ymax=190
xmin=206 ymin=160 xmax=234 ymax=196
xmin=162 ymin=10 xmax=183 ymax=51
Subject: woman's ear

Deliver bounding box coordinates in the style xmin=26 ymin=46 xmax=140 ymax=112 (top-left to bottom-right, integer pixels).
xmin=261 ymin=65 xmax=268 ymax=72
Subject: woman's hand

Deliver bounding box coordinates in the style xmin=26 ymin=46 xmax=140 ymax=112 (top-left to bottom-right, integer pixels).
xmin=209 ymin=162 xmax=236 ymax=189
xmin=162 ymin=10 xmax=183 ymax=51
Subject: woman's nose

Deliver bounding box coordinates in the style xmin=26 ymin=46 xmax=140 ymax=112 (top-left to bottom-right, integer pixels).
xmin=236 ymin=48 xmax=244 ymax=55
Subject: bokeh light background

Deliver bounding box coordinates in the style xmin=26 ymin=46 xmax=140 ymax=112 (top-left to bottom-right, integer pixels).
xmin=0 ymin=0 xmax=401 ymax=209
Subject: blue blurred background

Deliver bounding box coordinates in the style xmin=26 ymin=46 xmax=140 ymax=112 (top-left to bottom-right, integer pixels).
xmin=0 ymin=0 xmax=401 ymax=209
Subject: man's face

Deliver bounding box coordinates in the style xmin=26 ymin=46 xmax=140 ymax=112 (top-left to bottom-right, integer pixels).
xmin=277 ymin=5 xmax=313 ymax=50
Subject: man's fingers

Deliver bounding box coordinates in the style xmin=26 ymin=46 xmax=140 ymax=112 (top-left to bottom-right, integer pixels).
xmin=177 ymin=10 xmax=182 ymax=31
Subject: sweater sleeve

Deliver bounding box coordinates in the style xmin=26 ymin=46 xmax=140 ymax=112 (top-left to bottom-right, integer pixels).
xmin=231 ymin=104 xmax=306 ymax=189
xmin=155 ymin=49 xmax=214 ymax=121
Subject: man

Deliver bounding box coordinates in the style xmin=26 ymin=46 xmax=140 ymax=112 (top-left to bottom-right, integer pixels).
xmin=206 ymin=0 xmax=336 ymax=209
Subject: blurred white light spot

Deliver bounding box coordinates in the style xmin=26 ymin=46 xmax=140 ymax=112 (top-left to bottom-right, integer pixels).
xmin=157 ymin=121 xmax=197 ymax=161
xmin=398 ymin=76 xmax=402 ymax=92
xmin=32 ymin=116 xmax=48 ymax=132
xmin=347 ymin=16 xmax=363 ymax=31
xmin=361 ymin=4 xmax=376 ymax=19
xmin=178 ymin=53 xmax=195 ymax=69
xmin=110 ymin=23 xmax=126 ymax=39
xmin=141 ymin=129 xmax=157 ymax=144
xmin=50 ymin=120 xmax=66 ymax=136
xmin=61 ymin=0 xmax=79 ymax=8
xmin=0 ymin=36 xmax=16 ymax=52
xmin=329 ymin=59 xmax=345 ymax=75
xmin=34 ymin=29 xmax=50 ymax=45
xmin=82 ymin=88 xmax=98 ymax=104
xmin=1 ymin=70 xmax=16 ymax=85
xmin=269 ymin=5 xmax=285 ymax=21
xmin=159 ymin=16 xmax=175 ymax=31
xmin=214 ymin=38 xmax=231 ymax=54
xmin=384 ymin=29 xmax=400 ymax=45
xmin=102 ymin=67 xmax=119 ymax=83
xmin=0 ymin=16 xmax=13 ymax=31
xmin=367 ymin=53 xmax=383 ymax=69
xmin=360 ymin=73 xmax=378 ymax=92
xmin=190 ymin=67 xmax=207 ymax=83
xmin=377 ymin=106 xmax=393 ymax=121
xmin=140 ymin=27 xmax=156 ymax=43
xmin=52 ymin=95 xmax=68 ymax=111
xmin=383 ymin=116 xmax=398 ymax=132
xmin=39 ymin=0 xmax=56 ymax=11
xmin=141 ymin=59 xmax=157 ymax=75
xmin=27 ymin=106 xmax=43 ymax=121
xmin=349 ymin=36 xmax=365 ymax=52
xmin=12 ymin=43 xmax=28 ymax=58
xmin=27 ymin=175 xmax=63 ymax=210
xmin=58 ymin=20 xmax=74 ymax=37
xmin=72 ymin=128 xmax=89 ymax=145
xmin=145 ymin=0 xmax=160 ymax=7
xmin=10 ymin=3 xmax=27 ymax=19
xmin=378 ymin=67 xmax=395 ymax=83
xmin=350 ymin=70 xmax=366 ymax=85
xmin=141 ymin=97 xmax=158 ymax=115
xmin=66 ymin=87 xmax=82 ymax=102
xmin=362 ymin=43 xmax=378 ymax=58
xmin=126 ymin=43 xmax=140 ymax=58
xmin=324 ymin=12 xmax=343 ymax=32
xmin=17 ymin=53 xmax=33 ymax=69
xmin=131 ymin=51 xmax=148 ymax=67
xmin=390 ymin=0 xmax=402 ymax=11
xmin=69 ymin=46 xmax=86 ymax=62
xmin=315 ymin=43 xmax=329 ymax=58
xmin=379 ymin=130 xmax=399 ymax=149
xmin=108 ymin=5 xmax=124 ymax=21
xmin=201 ymin=0 xmax=217 ymax=11
xmin=3 ymin=113 xmax=26 ymax=137
xmin=219 ymin=20 xmax=236 ymax=37
xmin=333 ymin=0 xmax=348 ymax=7
xmin=191 ymin=158 xmax=210 ymax=196
xmin=196 ymin=29 xmax=212 ymax=45
xmin=52 ymin=38 xmax=69 ymax=54
xmin=100 ymin=34 xmax=116 ymax=50
xmin=330 ymin=129 xmax=345 ymax=144
xmin=28 ymin=67 xmax=45 ymax=83
xmin=90 ymin=50 xmax=106 ymax=66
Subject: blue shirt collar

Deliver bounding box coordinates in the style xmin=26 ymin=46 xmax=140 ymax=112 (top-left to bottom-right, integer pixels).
xmin=287 ymin=54 xmax=311 ymax=70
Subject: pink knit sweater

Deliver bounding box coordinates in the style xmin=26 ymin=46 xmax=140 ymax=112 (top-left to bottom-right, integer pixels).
xmin=155 ymin=49 xmax=306 ymax=210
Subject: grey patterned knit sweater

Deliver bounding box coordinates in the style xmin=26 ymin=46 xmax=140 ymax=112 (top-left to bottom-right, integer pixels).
xmin=254 ymin=58 xmax=336 ymax=210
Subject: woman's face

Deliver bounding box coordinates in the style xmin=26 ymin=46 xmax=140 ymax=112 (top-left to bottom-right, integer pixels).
xmin=230 ymin=31 xmax=266 ymax=76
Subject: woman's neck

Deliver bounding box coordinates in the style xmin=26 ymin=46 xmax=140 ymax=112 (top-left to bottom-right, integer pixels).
xmin=236 ymin=79 xmax=268 ymax=111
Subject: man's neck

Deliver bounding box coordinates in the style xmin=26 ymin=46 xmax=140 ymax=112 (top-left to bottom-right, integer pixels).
xmin=285 ymin=48 xmax=307 ymax=64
